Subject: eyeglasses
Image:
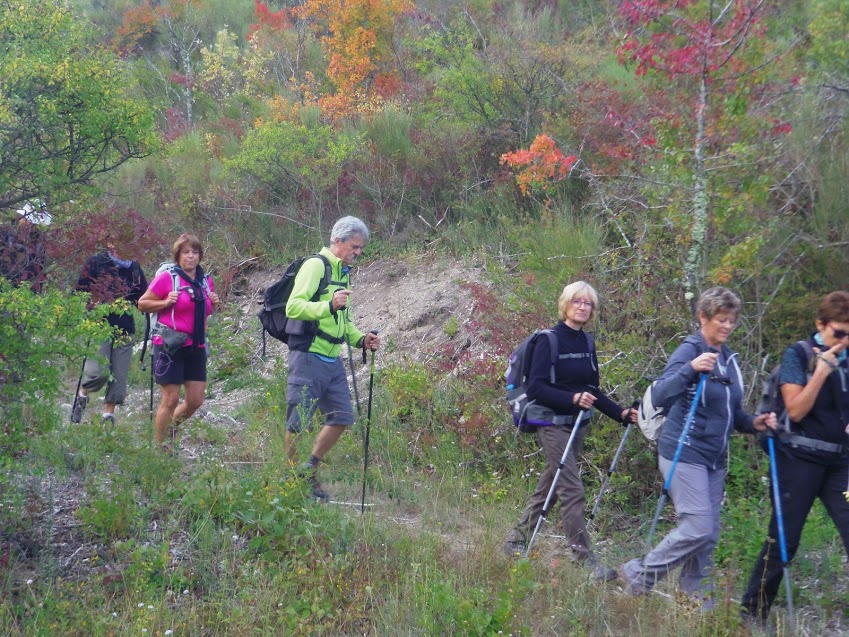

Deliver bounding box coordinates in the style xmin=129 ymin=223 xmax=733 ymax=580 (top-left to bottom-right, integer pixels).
xmin=571 ymin=299 xmax=594 ymax=309
xmin=831 ymin=326 xmax=849 ymax=340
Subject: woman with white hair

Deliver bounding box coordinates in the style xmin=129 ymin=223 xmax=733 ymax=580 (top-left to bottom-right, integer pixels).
xmin=503 ymin=281 xmax=637 ymax=580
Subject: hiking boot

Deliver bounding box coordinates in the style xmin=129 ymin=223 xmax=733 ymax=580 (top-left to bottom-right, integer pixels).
xmin=502 ymin=539 xmax=526 ymax=558
xmin=299 ymin=463 xmax=330 ymax=502
xmin=590 ymin=563 xmax=618 ymax=583
xmin=585 ymin=554 xmax=618 ymax=582
xmin=306 ymin=474 xmax=330 ymax=502
xmin=616 ymin=565 xmax=651 ymax=596
xmin=71 ymin=395 xmax=87 ymax=423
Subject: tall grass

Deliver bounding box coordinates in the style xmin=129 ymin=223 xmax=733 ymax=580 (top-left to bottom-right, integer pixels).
xmin=1 ymin=258 xmax=847 ymax=637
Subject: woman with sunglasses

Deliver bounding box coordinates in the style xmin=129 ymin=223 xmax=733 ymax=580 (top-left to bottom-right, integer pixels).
xmin=620 ymin=287 xmax=775 ymax=603
xmin=503 ymin=281 xmax=637 ymax=581
xmin=138 ymin=234 xmax=220 ymax=452
xmin=741 ymin=291 xmax=849 ymax=625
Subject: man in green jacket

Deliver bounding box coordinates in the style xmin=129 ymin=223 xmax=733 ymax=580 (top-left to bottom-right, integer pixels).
xmin=285 ymin=216 xmax=380 ymax=501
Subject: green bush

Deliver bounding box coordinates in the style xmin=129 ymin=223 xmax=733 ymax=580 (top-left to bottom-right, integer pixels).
xmin=0 ymin=282 xmax=113 ymax=457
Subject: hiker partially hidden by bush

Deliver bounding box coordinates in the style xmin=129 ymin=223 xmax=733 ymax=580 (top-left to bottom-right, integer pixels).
xmin=137 ymin=234 xmax=220 ymax=452
xmin=619 ymin=287 xmax=776 ymax=605
xmin=502 ymin=281 xmax=637 ymax=581
xmin=71 ymin=245 xmax=147 ymax=426
xmin=740 ymin=291 xmax=849 ymax=625
xmin=0 ymin=204 xmax=49 ymax=292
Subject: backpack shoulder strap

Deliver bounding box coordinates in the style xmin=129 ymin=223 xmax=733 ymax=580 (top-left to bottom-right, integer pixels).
xmin=794 ymin=339 xmax=814 ymax=369
xmin=540 ymin=329 xmax=558 ymax=384
xmin=547 ymin=329 xmax=559 ymax=384
xmin=316 ymin=253 xmax=333 ymax=291
xmin=303 ymin=253 xmax=334 ymax=302
xmin=155 ymin=267 xmax=180 ymax=327
xmin=585 ymin=331 xmax=595 ymax=354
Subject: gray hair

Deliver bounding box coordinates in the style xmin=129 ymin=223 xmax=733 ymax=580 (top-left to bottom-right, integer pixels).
xmin=696 ymin=286 xmax=741 ymax=319
xmin=331 ymin=216 xmax=369 ymax=243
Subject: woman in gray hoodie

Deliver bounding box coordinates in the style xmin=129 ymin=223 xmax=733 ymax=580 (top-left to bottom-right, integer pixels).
xmin=619 ymin=287 xmax=776 ymax=603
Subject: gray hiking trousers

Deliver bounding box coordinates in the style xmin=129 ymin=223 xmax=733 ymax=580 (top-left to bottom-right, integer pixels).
xmin=508 ymin=424 xmax=592 ymax=560
xmin=622 ymin=456 xmax=725 ymax=594
xmin=82 ymin=337 xmax=134 ymax=404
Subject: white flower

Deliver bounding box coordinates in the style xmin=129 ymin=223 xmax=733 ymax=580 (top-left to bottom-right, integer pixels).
xmin=147 ymin=605 xmax=154 ymax=610
xmin=138 ymin=603 xmax=144 ymax=608
xmin=165 ymin=631 xmax=173 ymax=636
xmin=26 ymin=579 xmax=33 ymax=585
xmin=232 ymin=534 xmax=239 ymax=540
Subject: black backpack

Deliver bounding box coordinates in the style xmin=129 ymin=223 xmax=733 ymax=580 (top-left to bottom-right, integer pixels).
xmin=258 ymin=254 xmax=332 ymax=354
xmin=757 ymin=340 xmax=814 ymax=431
xmin=506 ymin=329 xmax=595 ymax=433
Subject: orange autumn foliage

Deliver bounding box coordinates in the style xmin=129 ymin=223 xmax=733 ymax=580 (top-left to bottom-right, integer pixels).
xmin=294 ymin=0 xmax=412 ymax=119
xmin=501 ymin=135 xmax=578 ymax=196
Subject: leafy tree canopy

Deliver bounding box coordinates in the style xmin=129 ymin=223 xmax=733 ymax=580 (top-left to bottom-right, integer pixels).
xmin=0 ymin=0 xmax=159 ymax=210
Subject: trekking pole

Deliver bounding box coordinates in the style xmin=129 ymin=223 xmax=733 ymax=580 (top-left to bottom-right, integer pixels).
xmin=767 ymin=433 xmax=796 ymax=634
xmin=523 ymin=408 xmax=590 ymax=558
xmin=139 ymin=314 xmax=151 ymax=369
xmin=149 ymin=348 xmax=155 ymax=426
xmin=361 ymin=330 xmax=378 ymax=513
xmin=644 ymin=370 xmax=709 ymax=552
xmin=347 ymin=343 xmax=362 ymax=418
xmin=588 ymin=399 xmax=641 ymax=527
xmin=70 ymin=353 xmax=88 ymax=424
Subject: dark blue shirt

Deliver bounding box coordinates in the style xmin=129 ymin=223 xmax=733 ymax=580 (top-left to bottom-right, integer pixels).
xmin=779 ymin=337 xmax=849 ymax=446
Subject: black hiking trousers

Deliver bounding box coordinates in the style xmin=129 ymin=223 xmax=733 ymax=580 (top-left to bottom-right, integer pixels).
xmin=741 ymin=448 xmax=849 ymax=620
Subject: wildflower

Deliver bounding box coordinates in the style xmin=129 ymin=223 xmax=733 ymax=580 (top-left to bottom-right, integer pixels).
xmin=138 ymin=603 xmax=144 ymax=608
xmin=165 ymin=631 xmax=173 ymax=636
xmin=26 ymin=579 xmax=33 ymax=585
xmin=147 ymin=605 xmax=153 ymax=610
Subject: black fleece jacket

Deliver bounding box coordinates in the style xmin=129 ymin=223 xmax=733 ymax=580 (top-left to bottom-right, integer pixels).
xmin=526 ymin=321 xmax=625 ymax=423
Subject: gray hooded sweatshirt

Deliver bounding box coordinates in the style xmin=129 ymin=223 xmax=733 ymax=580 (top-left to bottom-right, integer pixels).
xmin=655 ymin=332 xmax=757 ymax=470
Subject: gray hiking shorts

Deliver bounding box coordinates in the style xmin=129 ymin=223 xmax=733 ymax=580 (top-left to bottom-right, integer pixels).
xmin=286 ymin=350 xmax=354 ymax=432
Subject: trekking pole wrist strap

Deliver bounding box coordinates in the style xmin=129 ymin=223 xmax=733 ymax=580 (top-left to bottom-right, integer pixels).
xmin=816 ymin=354 xmax=837 ymax=371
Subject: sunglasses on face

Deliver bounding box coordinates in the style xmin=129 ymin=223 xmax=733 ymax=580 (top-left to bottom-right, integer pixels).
xmin=831 ymin=326 xmax=849 ymax=340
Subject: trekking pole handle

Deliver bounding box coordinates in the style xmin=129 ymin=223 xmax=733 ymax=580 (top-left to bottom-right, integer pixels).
xmin=362 ymin=329 xmax=379 ymax=364
xmin=622 ymin=398 xmax=641 ymax=427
